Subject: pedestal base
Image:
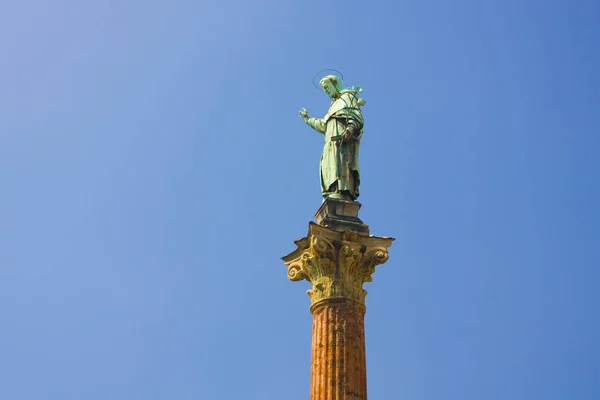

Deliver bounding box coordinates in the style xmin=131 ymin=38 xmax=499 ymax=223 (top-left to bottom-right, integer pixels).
xmin=315 ymin=197 xmax=370 ymax=234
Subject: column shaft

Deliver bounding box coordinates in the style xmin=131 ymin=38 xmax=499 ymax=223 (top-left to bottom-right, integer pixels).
xmin=310 ymin=300 xmax=367 ymax=400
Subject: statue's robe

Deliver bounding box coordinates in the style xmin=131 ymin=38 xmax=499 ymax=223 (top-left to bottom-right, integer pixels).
xmin=308 ymin=90 xmax=364 ymax=199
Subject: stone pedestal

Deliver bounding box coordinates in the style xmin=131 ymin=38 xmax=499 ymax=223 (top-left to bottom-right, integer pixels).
xmin=315 ymin=197 xmax=369 ymax=234
xmin=282 ymin=203 xmax=393 ymax=400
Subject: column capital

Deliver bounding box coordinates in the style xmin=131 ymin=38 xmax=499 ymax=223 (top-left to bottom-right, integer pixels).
xmin=282 ymin=222 xmax=394 ymax=312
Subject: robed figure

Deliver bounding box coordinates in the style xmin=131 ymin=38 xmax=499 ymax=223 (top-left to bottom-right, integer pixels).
xmin=300 ymin=75 xmax=366 ymax=201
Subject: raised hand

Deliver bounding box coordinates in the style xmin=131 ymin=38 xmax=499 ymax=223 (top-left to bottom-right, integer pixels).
xmin=299 ymin=108 xmax=309 ymax=121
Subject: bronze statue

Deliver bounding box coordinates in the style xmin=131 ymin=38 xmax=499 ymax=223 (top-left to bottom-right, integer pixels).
xmin=299 ymin=74 xmax=366 ymax=201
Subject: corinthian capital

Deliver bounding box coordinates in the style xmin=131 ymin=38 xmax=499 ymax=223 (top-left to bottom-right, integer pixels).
xmin=282 ymin=223 xmax=394 ymax=312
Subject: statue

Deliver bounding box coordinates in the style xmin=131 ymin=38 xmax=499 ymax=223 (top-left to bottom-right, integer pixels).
xmin=299 ymin=74 xmax=366 ymax=201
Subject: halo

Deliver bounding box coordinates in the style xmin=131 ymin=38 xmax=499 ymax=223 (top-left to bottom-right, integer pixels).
xmin=312 ymin=69 xmax=344 ymax=89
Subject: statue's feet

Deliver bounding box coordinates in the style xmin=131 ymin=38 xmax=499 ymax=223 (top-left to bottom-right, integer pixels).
xmin=323 ymin=192 xmax=354 ymax=202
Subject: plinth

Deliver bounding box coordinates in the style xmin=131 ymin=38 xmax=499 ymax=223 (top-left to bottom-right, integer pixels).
xmin=282 ymin=197 xmax=394 ymax=400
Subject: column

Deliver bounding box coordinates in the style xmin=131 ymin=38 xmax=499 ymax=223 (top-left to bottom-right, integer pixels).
xmin=283 ymin=222 xmax=393 ymax=400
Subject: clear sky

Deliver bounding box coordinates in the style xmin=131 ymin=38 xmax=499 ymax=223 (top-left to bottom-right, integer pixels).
xmin=1 ymin=0 xmax=599 ymax=399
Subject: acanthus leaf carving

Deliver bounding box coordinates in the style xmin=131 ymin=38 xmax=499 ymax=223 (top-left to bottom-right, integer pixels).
xmin=282 ymin=223 xmax=393 ymax=311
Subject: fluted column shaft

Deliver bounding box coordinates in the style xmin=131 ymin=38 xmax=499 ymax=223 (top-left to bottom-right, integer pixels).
xmin=310 ymin=300 xmax=367 ymax=400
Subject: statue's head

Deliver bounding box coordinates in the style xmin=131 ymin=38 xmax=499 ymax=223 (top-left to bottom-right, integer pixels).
xmin=320 ymin=75 xmax=343 ymax=99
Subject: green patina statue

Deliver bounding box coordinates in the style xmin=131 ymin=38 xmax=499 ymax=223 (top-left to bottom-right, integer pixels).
xmin=299 ymin=75 xmax=366 ymax=201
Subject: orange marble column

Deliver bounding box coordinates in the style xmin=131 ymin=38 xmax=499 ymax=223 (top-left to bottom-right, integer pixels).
xmin=283 ymin=223 xmax=393 ymax=400
xmin=310 ymin=300 xmax=367 ymax=400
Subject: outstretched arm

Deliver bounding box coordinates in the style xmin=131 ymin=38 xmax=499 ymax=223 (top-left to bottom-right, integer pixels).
xmin=299 ymin=108 xmax=326 ymax=134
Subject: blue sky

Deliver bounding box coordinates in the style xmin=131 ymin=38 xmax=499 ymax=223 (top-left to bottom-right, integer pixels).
xmin=1 ymin=0 xmax=599 ymax=399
